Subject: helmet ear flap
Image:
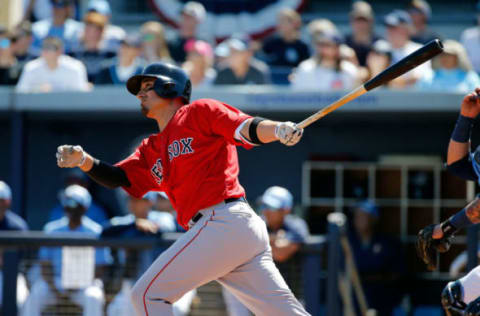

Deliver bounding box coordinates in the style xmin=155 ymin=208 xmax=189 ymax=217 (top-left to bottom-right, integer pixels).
xmin=153 ymin=79 xmax=177 ymax=98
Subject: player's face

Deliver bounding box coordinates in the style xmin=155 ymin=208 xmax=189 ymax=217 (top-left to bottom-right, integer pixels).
xmin=64 ymin=205 xmax=86 ymax=222
xmin=137 ymin=78 xmax=169 ymax=118
xmin=353 ymin=210 xmax=374 ymax=235
xmin=0 ymin=198 xmax=10 ymax=213
xmin=263 ymin=208 xmax=286 ymax=228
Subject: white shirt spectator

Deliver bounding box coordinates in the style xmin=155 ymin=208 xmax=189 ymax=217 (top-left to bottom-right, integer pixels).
xmin=461 ymin=27 xmax=480 ymax=73
xmin=391 ymin=40 xmax=431 ymax=81
xmin=291 ymin=58 xmax=358 ymax=91
xmin=16 ymin=55 xmax=89 ymax=93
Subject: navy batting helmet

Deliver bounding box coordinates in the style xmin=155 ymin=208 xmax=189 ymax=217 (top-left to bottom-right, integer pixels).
xmin=126 ymin=62 xmax=192 ymax=104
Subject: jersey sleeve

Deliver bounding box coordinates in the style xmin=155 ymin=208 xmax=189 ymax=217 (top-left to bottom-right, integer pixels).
xmin=190 ymin=99 xmax=253 ymax=148
xmin=114 ymin=139 xmax=158 ymax=198
xmin=285 ymin=217 xmax=310 ymax=244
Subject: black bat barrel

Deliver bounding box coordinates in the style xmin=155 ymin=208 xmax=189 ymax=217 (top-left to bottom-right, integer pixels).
xmin=364 ymin=39 xmax=444 ymax=91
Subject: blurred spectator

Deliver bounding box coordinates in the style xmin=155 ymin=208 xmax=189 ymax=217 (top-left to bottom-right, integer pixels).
xmin=86 ymin=0 xmax=125 ymax=54
xmin=460 ymin=1 xmax=480 ymax=73
xmin=348 ymin=200 xmax=405 ymax=316
xmin=0 ymin=28 xmax=19 ymax=85
xmin=71 ymin=11 xmax=116 ymax=82
xmin=0 ymin=21 xmax=36 ymax=85
xmin=307 ymin=18 xmax=337 ymax=40
xmin=214 ymin=36 xmax=270 ymax=85
xmin=153 ymin=191 xmax=185 ymax=232
xmin=48 ymin=169 xmax=109 ymax=225
xmin=0 ymin=181 xmax=29 ymax=312
xmin=408 ymin=0 xmax=440 ymax=44
xmin=16 ymin=36 xmax=89 ymax=92
xmin=359 ymin=39 xmax=393 ymax=85
xmin=104 ymin=192 xmax=196 ymax=316
xmin=30 ymin=0 xmax=82 ymax=56
xmin=22 ymin=185 xmax=111 ymax=316
xmin=95 ymin=33 xmax=144 ymax=85
xmin=11 ymin=21 xmax=35 ymax=63
xmin=0 ymin=181 xmax=28 ymax=231
xmin=223 ymin=186 xmax=309 ymax=316
xmin=182 ymin=39 xmax=216 ymax=88
xmin=291 ymin=31 xmax=358 ymax=91
xmin=344 ymin=1 xmax=380 ymax=67
xmin=416 ymin=40 xmax=480 ymax=92
xmin=23 ymin=0 xmax=80 ymax=22
xmin=140 ymin=21 xmax=172 ymax=64
xmin=168 ymin=1 xmax=206 ymax=63
xmin=384 ymin=10 xmax=430 ymax=88
xmin=260 ymin=8 xmax=309 ymax=68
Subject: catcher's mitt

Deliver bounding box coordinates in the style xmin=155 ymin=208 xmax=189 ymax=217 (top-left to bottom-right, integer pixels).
xmin=415 ymin=224 xmax=453 ymax=271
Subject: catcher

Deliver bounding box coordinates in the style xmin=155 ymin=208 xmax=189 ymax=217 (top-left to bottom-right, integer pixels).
xmin=416 ymin=88 xmax=480 ymax=316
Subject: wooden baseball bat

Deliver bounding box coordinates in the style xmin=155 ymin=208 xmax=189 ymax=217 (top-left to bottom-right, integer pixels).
xmin=296 ymin=39 xmax=444 ymax=129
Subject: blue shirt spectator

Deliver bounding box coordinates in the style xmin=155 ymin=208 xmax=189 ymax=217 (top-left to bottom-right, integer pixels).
xmin=30 ymin=0 xmax=82 ymax=56
xmin=0 ymin=210 xmax=28 ymax=231
xmin=348 ymin=200 xmax=406 ymax=316
xmin=0 ymin=181 xmax=28 ymax=231
xmin=22 ymin=185 xmax=110 ymax=316
xmin=48 ymin=202 xmax=108 ymax=229
xmin=101 ymin=192 xmax=176 ymax=277
xmin=48 ymin=169 xmax=109 ymax=225
xmin=95 ymin=34 xmax=144 ymax=85
xmin=416 ymin=39 xmax=480 ymax=92
xmin=39 ymin=215 xmax=112 ymax=289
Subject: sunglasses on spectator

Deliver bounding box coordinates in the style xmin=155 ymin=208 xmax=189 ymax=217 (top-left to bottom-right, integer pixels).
xmin=142 ymin=34 xmax=156 ymax=43
xmin=43 ymin=44 xmax=60 ymax=51
xmin=0 ymin=38 xmax=10 ymax=49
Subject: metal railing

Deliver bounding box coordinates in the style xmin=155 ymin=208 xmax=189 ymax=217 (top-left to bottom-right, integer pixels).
xmin=0 ymin=231 xmax=325 ymax=316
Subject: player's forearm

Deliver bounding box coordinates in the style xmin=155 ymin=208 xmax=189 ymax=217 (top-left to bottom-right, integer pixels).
xmin=240 ymin=118 xmax=278 ymax=144
xmin=82 ymin=156 xmax=131 ymax=189
xmin=447 ymin=140 xmax=470 ymax=166
xmin=447 ymin=115 xmax=475 ymax=165
xmin=465 ymin=197 xmax=480 ymax=224
xmin=239 ymin=118 xmax=302 ymax=145
xmin=437 ymin=197 xmax=480 ymax=238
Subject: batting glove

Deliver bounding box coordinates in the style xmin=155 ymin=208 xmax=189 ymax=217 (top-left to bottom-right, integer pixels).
xmin=56 ymin=145 xmax=86 ymax=168
xmin=275 ymin=122 xmax=303 ymax=146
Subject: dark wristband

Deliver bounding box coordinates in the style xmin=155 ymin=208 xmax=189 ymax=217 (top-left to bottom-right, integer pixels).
xmin=449 ymin=208 xmax=473 ymax=231
xmin=248 ymin=117 xmax=266 ymax=145
xmin=87 ymin=159 xmax=131 ymax=189
xmin=451 ymin=115 xmax=475 ymax=143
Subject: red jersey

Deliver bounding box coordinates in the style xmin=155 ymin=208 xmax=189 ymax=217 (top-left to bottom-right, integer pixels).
xmin=115 ymin=99 xmax=252 ymax=230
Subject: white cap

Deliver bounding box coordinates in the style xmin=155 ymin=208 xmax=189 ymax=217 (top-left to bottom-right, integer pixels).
xmin=260 ymin=186 xmax=293 ymax=210
xmin=0 ymin=181 xmax=12 ymax=200
xmin=60 ymin=184 xmax=91 ymax=209
xmin=141 ymin=191 xmax=158 ymax=203
xmin=182 ymin=1 xmax=206 ymax=23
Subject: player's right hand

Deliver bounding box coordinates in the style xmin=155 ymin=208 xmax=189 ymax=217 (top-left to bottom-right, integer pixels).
xmin=460 ymin=87 xmax=480 ymax=118
xmin=275 ymin=122 xmax=303 ymax=146
xmin=56 ymin=145 xmax=85 ymax=168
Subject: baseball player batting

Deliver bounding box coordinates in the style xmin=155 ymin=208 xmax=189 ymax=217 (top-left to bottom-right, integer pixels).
xmin=416 ymin=88 xmax=480 ymax=316
xmin=56 ymin=62 xmax=309 ymax=316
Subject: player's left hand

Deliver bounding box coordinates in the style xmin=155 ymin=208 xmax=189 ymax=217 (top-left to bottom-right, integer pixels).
xmin=275 ymin=122 xmax=303 ymax=146
xmin=56 ymin=145 xmax=85 ymax=168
